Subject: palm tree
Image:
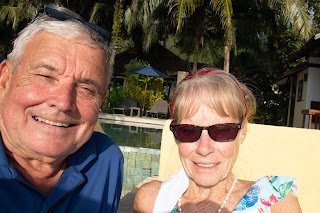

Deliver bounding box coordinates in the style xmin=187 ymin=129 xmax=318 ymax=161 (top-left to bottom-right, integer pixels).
xmin=0 ymin=1 xmax=36 ymax=32
xmin=168 ymin=0 xmax=234 ymax=72
xmin=0 ymin=1 xmax=38 ymax=56
xmin=86 ymin=0 xmax=126 ymax=71
xmin=125 ymin=0 xmax=172 ymax=51
xmin=168 ymin=0 xmax=313 ymax=73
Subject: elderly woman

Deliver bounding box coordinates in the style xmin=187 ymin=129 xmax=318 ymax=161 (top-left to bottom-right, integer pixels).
xmin=134 ymin=68 xmax=301 ymax=213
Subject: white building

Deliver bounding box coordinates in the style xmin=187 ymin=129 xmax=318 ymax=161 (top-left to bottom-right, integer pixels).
xmin=277 ymin=33 xmax=320 ymax=128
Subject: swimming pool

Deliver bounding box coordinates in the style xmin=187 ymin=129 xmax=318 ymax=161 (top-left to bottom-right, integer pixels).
xmin=98 ymin=117 xmax=164 ymax=196
xmin=99 ymin=121 xmax=162 ymax=149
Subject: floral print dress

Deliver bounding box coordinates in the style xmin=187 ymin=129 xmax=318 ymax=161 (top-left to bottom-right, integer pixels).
xmin=171 ymin=176 xmax=296 ymax=213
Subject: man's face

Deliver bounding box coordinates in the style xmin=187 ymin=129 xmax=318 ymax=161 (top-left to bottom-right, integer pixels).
xmin=0 ymin=32 xmax=107 ymax=160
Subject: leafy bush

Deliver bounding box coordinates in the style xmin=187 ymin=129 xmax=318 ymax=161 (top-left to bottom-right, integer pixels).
xmin=124 ymin=58 xmax=164 ymax=110
xmin=124 ymin=58 xmax=148 ymax=71
xmin=102 ymin=86 xmax=125 ymax=113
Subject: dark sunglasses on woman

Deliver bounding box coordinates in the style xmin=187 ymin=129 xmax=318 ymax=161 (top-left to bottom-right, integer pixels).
xmin=170 ymin=121 xmax=242 ymax=142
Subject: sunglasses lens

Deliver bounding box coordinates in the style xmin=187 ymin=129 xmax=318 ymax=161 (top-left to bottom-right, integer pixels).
xmin=174 ymin=125 xmax=201 ymax=142
xmin=209 ymin=124 xmax=238 ymax=142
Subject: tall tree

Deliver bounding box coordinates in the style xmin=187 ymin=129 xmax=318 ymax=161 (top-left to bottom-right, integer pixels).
xmin=168 ymin=0 xmax=313 ymax=73
xmin=125 ymin=0 xmax=172 ymax=51
xmin=168 ymin=0 xmax=234 ymax=72
xmin=0 ymin=0 xmax=38 ymax=56
xmin=89 ymin=0 xmax=130 ymax=74
xmin=0 ymin=1 xmax=36 ymax=32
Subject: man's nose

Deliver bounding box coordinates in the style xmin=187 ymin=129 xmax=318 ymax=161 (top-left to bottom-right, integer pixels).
xmin=47 ymin=82 xmax=77 ymax=112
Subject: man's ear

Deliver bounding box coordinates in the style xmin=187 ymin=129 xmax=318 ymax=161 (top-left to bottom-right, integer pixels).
xmin=101 ymin=91 xmax=107 ymax=102
xmin=99 ymin=91 xmax=107 ymax=110
xmin=238 ymin=120 xmax=248 ymax=144
xmin=0 ymin=60 xmax=11 ymax=91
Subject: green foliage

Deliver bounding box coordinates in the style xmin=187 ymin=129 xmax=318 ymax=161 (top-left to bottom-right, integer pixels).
xmin=124 ymin=58 xmax=148 ymax=71
xmin=124 ymin=58 xmax=164 ymax=110
xmin=102 ymin=86 xmax=125 ymax=113
xmin=112 ymin=0 xmax=124 ymax=44
xmin=124 ymin=73 xmax=164 ymax=110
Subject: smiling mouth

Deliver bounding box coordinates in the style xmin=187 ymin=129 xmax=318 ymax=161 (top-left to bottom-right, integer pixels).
xmin=33 ymin=116 xmax=73 ymax=128
xmin=196 ymin=163 xmax=217 ymax=168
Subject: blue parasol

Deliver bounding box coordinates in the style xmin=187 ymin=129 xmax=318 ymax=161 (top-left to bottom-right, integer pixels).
xmin=127 ymin=66 xmax=169 ymax=78
xmin=127 ymin=66 xmax=168 ymax=111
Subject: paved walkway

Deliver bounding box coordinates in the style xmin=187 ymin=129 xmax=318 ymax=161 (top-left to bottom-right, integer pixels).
xmin=117 ymin=176 xmax=158 ymax=213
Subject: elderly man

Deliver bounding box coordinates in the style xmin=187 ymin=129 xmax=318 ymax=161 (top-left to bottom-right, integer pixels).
xmin=0 ymin=5 xmax=123 ymax=213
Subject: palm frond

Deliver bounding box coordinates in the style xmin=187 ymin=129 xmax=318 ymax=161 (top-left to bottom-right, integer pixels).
xmin=211 ymin=0 xmax=235 ymax=46
xmin=0 ymin=6 xmax=19 ymax=31
xmin=89 ymin=2 xmax=106 ymax=24
xmin=286 ymin=0 xmax=313 ymax=39
xmin=168 ymin=0 xmax=203 ymax=32
xmin=268 ymin=0 xmax=313 ymax=40
xmin=1 ymin=3 xmax=36 ymax=32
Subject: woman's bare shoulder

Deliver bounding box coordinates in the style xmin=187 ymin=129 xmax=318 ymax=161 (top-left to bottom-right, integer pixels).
xmin=133 ymin=180 xmax=162 ymax=213
xmin=270 ymin=190 xmax=302 ymax=213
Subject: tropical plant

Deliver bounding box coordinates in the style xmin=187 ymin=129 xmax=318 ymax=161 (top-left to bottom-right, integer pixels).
xmin=124 ymin=57 xmax=149 ymax=71
xmin=124 ymin=58 xmax=164 ymax=110
xmin=102 ymin=85 xmax=125 ymax=113
xmin=167 ymin=0 xmax=313 ymax=73
xmin=125 ymin=0 xmax=172 ymax=51
xmin=168 ymin=0 xmax=234 ymax=72
xmin=0 ymin=0 xmax=38 ymax=56
xmin=0 ymin=1 xmax=36 ymax=32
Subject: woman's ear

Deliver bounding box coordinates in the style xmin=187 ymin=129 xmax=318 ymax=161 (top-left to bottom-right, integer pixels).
xmin=238 ymin=120 xmax=248 ymax=144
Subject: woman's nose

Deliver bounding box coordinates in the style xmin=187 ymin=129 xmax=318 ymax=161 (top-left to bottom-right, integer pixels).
xmin=196 ymin=130 xmax=215 ymax=156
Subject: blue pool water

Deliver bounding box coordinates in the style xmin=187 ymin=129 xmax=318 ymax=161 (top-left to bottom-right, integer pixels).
xmin=99 ymin=122 xmax=162 ymax=149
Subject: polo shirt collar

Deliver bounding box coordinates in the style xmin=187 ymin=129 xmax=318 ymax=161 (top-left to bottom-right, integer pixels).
xmin=66 ymin=134 xmax=97 ymax=171
xmin=0 ymin=134 xmax=10 ymax=167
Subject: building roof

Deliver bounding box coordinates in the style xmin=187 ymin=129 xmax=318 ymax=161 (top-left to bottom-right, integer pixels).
xmin=113 ymin=44 xmax=192 ymax=77
xmin=277 ymin=33 xmax=320 ymax=84
xmin=287 ymin=34 xmax=320 ymax=63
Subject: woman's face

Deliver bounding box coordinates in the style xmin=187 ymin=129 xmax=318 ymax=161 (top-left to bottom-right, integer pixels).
xmin=177 ymin=104 xmax=246 ymax=187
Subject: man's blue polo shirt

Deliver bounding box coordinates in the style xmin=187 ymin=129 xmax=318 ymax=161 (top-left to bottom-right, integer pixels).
xmin=0 ymin=131 xmax=124 ymax=213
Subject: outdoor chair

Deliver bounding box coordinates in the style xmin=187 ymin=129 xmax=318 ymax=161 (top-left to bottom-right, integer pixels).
xmin=311 ymin=101 xmax=320 ymax=129
xmin=113 ymin=98 xmax=138 ymax=115
xmin=146 ymin=100 xmax=168 ymax=118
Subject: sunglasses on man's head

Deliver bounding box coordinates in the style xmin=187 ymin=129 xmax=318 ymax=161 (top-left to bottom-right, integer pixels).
xmin=35 ymin=6 xmax=110 ymax=38
xmin=170 ymin=122 xmax=242 ymax=142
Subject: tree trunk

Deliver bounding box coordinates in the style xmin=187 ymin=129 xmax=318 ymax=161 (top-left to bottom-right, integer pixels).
xmin=192 ymin=38 xmax=200 ymax=73
xmin=108 ymin=0 xmax=123 ymax=86
xmin=224 ymin=44 xmax=230 ymax=73
xmin=109 ymin=44 xmax=118 ymax=74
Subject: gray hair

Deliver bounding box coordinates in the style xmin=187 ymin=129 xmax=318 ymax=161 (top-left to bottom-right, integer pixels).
xmin=7 ymin=4 xmax=112 ymax=90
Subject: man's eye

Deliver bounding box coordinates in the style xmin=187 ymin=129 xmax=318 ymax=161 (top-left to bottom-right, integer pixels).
xmin=39 ymin=74 xmax=52 ymax=79
xmin=82 ymin=87 xmax=92 ymax=91
xmin=80 ymin=86 xmax=96 ymax=96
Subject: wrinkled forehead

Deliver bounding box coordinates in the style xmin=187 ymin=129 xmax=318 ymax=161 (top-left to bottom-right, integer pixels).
xmin=15 ymin=32 xmax=108 ymax=87
xmin=25 ymin=32 xmax=104 ymax=64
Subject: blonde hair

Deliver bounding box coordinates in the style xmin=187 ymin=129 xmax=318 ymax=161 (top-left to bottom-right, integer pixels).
xmin=170 ymin=68 xmax=256 ymax=124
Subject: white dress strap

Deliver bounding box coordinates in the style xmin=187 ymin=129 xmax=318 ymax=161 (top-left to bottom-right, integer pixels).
xmin=153 ymin=168 xmax=189 ymax=213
